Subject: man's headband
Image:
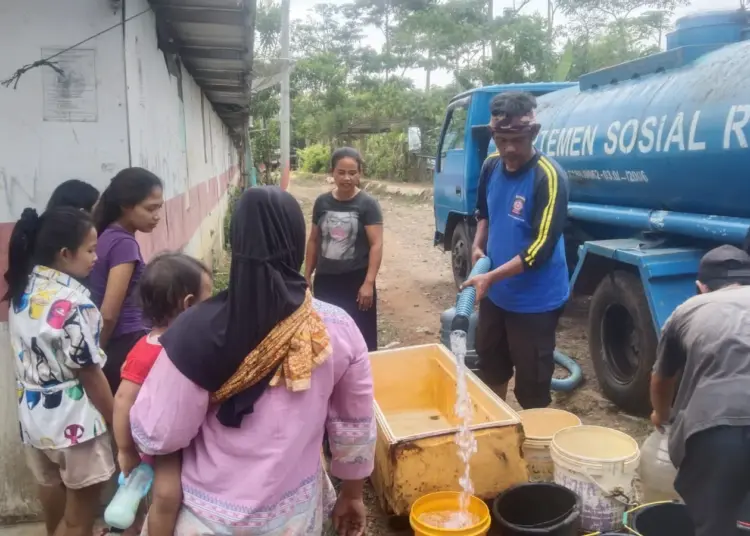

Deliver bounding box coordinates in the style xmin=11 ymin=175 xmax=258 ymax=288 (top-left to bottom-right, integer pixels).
xmin=490 ymin=110 xmax=538 ymax=134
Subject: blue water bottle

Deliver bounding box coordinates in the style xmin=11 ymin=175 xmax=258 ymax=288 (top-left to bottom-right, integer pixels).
xmin=104 ymin=462 xmax=154 ymax=530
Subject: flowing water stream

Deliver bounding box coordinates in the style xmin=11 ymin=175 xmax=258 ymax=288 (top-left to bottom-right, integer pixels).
xmin=417 ymin=330 xmax=479 ymax=530
xmin=424 ymin=330 xmax=479 ymax=529
xmin=451 ymin=330 xmax=477 ymax=516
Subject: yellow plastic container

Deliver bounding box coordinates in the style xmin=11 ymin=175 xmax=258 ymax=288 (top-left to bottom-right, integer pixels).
xmin=370 ymin=344 xmax=528 ymax=515
xmin=518 ymin=408 xmax=581 ymax=482
xmin=410 ymin=492 xmax=491 ymax=536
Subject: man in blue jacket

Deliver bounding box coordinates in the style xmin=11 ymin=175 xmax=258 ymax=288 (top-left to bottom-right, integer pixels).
xmin=462 ymin=91 xmax=570 ymax=409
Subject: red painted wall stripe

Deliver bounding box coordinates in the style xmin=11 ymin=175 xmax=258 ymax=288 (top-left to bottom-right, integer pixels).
xmin=0 ymin=167 xmax=239 ymax=322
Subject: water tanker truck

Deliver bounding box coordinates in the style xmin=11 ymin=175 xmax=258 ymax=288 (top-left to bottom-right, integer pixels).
xmin=433 ymin=9 xmax=750 ymax=415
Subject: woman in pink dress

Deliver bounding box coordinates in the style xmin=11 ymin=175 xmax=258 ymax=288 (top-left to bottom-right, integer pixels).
xmin=130 ymin=187 xmax=376 ymax=535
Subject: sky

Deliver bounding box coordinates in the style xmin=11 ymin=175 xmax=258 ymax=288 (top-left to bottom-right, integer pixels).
xmin=288 ymin=0 xmax=743 ymax=86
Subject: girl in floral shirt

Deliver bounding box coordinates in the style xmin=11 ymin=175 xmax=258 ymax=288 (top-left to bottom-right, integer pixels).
xmin=4 ymin=207 xmax=114 ymax=536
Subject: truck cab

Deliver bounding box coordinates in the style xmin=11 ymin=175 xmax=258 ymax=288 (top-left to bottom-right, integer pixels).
xmin=433 ymin=83 xmax=575 ymax=287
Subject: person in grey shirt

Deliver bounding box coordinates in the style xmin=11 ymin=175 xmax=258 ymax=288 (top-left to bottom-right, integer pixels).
xmin=651 ymin=245 xmax=750 ymax=535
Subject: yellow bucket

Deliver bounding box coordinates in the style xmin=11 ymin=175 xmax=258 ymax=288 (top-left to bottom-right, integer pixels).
xmin=518 ymin=408 xmax=582 ymax=482
xmin=409 ymin=492 xmax=491 ymax=536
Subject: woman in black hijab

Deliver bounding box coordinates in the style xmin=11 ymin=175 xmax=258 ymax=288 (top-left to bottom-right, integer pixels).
xmin=130 ymin=187 xmax=375 ymax=536
xmin=160 ymin=185 xmax=310 ymax=425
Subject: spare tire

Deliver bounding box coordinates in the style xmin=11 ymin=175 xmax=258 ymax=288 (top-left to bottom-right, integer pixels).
xmin=589 ymin=271 xmax=657 ymax=416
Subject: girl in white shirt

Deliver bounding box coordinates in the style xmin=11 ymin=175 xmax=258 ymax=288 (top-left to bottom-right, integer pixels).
xmin=4 ymin=207 xmax=114 ymax=536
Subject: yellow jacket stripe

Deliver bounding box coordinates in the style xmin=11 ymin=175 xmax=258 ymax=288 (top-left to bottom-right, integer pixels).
xmin=524 ymin=157 xmax=558 ymax=265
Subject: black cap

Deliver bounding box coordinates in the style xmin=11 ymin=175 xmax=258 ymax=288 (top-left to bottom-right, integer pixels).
xmin=697 ymin=245 xmax=750 ymax=286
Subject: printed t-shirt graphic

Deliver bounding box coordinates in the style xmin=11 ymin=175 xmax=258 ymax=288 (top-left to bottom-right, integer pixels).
xmin=319 ymin=211 xmax=360 ymax=261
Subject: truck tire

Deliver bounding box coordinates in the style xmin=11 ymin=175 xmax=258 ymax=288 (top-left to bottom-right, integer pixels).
xmin=451 ymin=222 xmax=472 ymax=289
xmin=589 ymin=271 xmax=657 ymax=416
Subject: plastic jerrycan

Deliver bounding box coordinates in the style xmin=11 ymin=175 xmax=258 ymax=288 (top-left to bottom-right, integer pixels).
xmin=639 ymin=426 xmax=680 ymax=503
xmin=104 ymin=462 xmax=154 ymax=530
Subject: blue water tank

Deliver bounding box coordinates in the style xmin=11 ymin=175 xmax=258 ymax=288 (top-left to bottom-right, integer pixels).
xmin=528 ymin=11 xmax=750 ymax=220
xmin=666 ymin=10 xmax=749 ymax=50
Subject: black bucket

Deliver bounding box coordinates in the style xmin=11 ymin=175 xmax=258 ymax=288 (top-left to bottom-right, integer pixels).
xmin=629 ymin=502 xmax=695 ymax=536
xmin=492 ymin=482 xmax=581 ymax=535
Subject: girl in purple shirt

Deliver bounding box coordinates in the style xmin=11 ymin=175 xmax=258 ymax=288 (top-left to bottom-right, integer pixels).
xmin=89 ymin=168 xmax=164 ymax=393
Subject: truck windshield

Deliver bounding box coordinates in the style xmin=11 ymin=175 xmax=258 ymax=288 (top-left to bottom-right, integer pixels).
xmin=443 ymin=104 xmax=468 ymax=151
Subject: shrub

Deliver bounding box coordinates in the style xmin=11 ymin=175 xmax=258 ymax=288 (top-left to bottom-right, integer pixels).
xmin=223 ymin=185 xmax=243 ymax=251
xmin=212 ymin=267 xmax=230 ymax=296
xmin=298 ymin=144 xmax=331 ymax=174
xmin=356 ymin=131 xmax=408 ymax=181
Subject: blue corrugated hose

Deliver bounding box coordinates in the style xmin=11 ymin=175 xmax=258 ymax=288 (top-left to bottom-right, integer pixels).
xmin=453 ymin=256 xmax=492 ymax=328
xmin=551 ymin=351 xmax=582 ymax=392
xmin=450 ymin=256 xmax=582 ymax=392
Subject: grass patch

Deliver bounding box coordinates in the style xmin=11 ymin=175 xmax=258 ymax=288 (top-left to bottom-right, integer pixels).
xmin=212 ymin=250 xmax=230 ymax=295
xmin=213 ymin=269 xmax=229 ymax=295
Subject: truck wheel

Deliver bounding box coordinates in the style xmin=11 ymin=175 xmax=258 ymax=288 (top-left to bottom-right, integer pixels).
xmin=451 ymin=222 xmax=471 ymax=289
xmin=589 ymin=271 xmax=657 ymax=416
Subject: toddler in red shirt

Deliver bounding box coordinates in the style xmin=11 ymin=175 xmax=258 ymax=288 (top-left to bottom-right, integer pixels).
xmin=112 ymin=253 xmax=212 ymax=536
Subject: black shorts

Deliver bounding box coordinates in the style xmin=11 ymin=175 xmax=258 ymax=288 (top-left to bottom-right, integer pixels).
xmin=103 ymin=329 xmax=148 ymax=393
xmin=475 ymin=298 xmax=563 ymax=409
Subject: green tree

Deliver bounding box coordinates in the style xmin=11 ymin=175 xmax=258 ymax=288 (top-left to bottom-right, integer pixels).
xmin=255 ymin=0 xmax=281 ymax=55
xmin=561 ymin=0 xmax=687 ymax=52
xmin=483 ymin=13 xmax=556 ymax=84
xmin=559 ymin=0 xmax=689 ymax=23
xmin=349 ymin=0 xmax=439 ymax=79
xmin=557 ymin=0 xmax=688 ymax=78
xmin=249 ymin=88 xmax=280 ymax=184
xmin=391 ymin=2 xmax=452 ymax=89
xmin=247 ymin=0 xmax=693 ymax=183
xmin=292 ymin=3 xmax=365 ymax=68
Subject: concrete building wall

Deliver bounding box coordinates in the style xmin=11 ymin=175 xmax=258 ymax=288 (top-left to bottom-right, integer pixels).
xmin=124 ymin=0 xmax=237 ymax=266
xmin=0 ymin=0 xmax=239 ymax=521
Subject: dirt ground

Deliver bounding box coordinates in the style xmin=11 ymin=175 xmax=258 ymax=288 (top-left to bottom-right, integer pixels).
xmin=0 ymin=178 xmax=651 ymax=536
xmin=292 ymin=175 xmax=650 ymax=534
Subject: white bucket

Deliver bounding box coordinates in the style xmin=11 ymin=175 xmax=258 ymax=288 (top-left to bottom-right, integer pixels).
xmin=550 ymin=425 xmax=640 ymax=533
xmin=518 ymin=408 xmax=581 ymax=483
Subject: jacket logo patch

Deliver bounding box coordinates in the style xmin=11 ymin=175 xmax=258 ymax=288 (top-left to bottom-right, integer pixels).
xmin=511 ymin=195 xmax=526 ymax=217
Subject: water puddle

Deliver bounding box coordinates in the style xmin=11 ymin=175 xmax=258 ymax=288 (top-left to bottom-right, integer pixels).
xmin=450 ymin=330 xmax=477 ymax=525
xmin=419 ymin=509 xmax=481 ymax=529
